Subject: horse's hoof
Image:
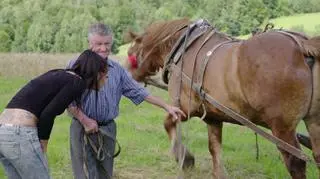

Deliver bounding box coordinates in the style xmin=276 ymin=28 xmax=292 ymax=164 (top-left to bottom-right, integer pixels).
xmin=297 ymin=133 xmax=312 ymax=149
xmin=182 ymin=151 xmax=195 ymax=170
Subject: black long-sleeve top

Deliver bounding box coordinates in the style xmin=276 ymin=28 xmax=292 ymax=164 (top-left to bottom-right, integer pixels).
xmin=6 ymin=69 xmax=86 ymax=140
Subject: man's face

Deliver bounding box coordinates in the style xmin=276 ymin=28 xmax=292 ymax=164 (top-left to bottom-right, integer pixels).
xmin=88 ymin=34 xmax=113 ymax=59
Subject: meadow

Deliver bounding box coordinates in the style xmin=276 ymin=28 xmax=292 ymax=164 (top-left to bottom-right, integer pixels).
xmin=269 ymin=12 xmax=320 ymax=35
xmin=235 ymin=12 xmax=320 ymax=39
xmin=0 ymin=52 xmax=317 ymax=179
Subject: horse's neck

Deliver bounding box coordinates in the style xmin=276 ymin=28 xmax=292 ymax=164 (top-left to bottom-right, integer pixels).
xmin=159 ymin=30 xmax=188 ymax=63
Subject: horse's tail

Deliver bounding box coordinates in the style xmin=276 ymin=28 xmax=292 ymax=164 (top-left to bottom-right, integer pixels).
xmin=301 ymin=36 xmax=320 ymax=58
xmin=298 ymin=36 xmax=320 ymax=152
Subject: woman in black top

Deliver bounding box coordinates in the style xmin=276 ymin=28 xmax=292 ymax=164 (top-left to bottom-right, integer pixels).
xmin=0 ymin=50 xmax=107 ymax=179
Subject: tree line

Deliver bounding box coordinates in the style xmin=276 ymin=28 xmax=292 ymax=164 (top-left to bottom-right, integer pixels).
xmin=0 ymin=0 xmax=319 ymax=53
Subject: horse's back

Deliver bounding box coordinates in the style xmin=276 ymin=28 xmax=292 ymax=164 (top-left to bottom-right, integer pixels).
xmin=202 ymin=31 xmax=313 ymax=124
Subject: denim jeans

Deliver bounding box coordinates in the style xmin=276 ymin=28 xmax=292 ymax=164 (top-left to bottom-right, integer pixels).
xmin=0 ymin=124 xmax=50 ymax=179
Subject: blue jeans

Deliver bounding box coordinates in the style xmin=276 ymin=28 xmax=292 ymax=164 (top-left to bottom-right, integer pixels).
xmin=0 ymin=124 xmax=50 ymax=179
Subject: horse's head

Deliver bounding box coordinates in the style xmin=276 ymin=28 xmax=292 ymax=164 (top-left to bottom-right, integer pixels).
xmin=126 ymin=31 xmax=163 ymax=81
xmin=125 ymin=19 xmax=192 ymax=82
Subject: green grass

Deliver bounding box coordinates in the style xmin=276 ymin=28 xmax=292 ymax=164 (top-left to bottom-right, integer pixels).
xmin=269 ymin=12 xmax=320 ymax=35
xmin=238 ymin=12 xmax=320 ymax=39
xmin=117 ymin=44 xmax=131 ymax=58
xmin=0 ymin=77 xmax=317 ymax=179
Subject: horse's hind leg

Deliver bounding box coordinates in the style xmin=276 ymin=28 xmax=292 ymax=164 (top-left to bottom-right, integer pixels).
xmin=207 ymin=120 xmax=225 ymax=179
xmin=303 ymin=115 xmax=320 ymax=175
xmin=271 ymin=125 xmax=306 ymax=179
xmin=164 ymin=114 xmax=195 ymax=169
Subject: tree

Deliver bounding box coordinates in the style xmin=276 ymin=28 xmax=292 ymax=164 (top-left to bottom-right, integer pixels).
xmin=287 ymin=0 xmax=313 ymax=13
xmin=10 ymin=1 xmax=40 ymax=52
xmin=0 ymin=30 xmax=11 ymax=52
xmin=26 ymin=11 xmax=58 ymax=52
xmin=53 ymin=7 xmax=97 ymax=52
xmin=216 ymin=8 xmax=241 ymax=36
xmin=263 ymin=0 xmax=280 ymax=18
xmin=235 ymin=0 xmax=268 ymax=35
xmin=0 ymin=0 xmax=319 ymax=53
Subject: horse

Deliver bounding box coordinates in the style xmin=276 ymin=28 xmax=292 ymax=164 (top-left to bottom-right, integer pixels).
xmin=126 ymin=18 xmax=320 ymax=179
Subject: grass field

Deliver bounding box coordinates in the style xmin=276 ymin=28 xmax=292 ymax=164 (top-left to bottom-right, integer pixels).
xmin=0 ymin=53 xmax=318 ymax=178
xmin=237 ymin=12 xmax=320 ymax=39
xmin=269 ymin=12 xmax=320 ymax=35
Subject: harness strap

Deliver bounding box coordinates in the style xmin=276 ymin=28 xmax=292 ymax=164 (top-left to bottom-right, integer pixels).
xmin=163 ymin=19 xmax=212 ymax=84
xmin=175 ymin=25 xmax=191 ymax=179
xmin=186 ymin=29 xmax=217 ymax=122
xmin=84 ymin=128 xmax=121 ymax=159
xmin=172 ymin=26 xmax=212 ymax=64
xmin=196 ymin=40 xmax=236 ymax=99
xmin=276 ymin=31 xmax=304 ymax=49
xmin=82 ymin=128 xmax=121 ymax=179
xmin=170 ymin=64 xmax=315 ymax=164
xmin=84 ymin=132 xmax=106 ymax=161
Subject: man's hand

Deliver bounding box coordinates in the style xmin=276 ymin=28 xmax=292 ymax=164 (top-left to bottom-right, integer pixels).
xmin=68 ymin=106 xmax=98 ymax=133
xmin=81 ymin=117 xmax=99 ymax=134
xmin=164 ymin=105 xmax=186 ymax=122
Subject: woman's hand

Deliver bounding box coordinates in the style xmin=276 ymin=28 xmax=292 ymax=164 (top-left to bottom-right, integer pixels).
xmin=40 ymin=140 xmax=48 ymax=153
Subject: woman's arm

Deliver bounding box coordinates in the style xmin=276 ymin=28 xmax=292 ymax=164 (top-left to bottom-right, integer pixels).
xmin=38 ymin=80 xmax=85 ymax=151
xmin=67 ymin=106 xmax=99 ymax=133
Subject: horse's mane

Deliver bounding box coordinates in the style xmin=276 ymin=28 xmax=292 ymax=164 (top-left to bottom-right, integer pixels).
xmin=140 ymin=18 xmax=192 ymax=55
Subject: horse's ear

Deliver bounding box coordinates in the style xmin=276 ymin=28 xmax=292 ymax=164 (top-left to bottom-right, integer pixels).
xmin=123 ymin=31 xmax=139 ymax=43
xmin=135 ymin=36 xmax=142 ymax=44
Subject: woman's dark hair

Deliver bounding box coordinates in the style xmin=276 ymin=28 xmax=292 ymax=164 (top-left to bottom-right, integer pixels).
xmin=71 ymin=50 xmax=107 ymax=88
xmin=70 ymin=49 xmax=108 ymax=107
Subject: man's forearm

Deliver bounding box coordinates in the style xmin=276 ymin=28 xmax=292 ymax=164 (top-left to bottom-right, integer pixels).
xmin=68 ymin=106 xmax=88 ymax=123
xmin=68 ymin=106 xmax=99 ymax=133
xmin=144 ymin=95 xmax=186 ymax=120
xmin=144 ymin=95 xmax=169 ymax=111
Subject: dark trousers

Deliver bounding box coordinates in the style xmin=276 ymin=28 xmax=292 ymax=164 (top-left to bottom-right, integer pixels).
xmin=70 ymin=119 xmax=116 ymax=179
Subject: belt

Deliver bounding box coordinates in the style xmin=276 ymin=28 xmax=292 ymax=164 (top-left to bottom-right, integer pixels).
xmin=97 ymin=120 xmax=114 ymax=126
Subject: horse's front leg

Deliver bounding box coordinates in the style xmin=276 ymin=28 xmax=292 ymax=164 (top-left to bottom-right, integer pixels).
xmin=164 ymin=114 xmax=195 ymax=169
xmin=207 ymin=120 xmax=225 ymax=179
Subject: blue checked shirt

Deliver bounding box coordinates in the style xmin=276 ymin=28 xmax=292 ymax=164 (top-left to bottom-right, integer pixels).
xmin=67 ymin=58 xmax=149 ymax=122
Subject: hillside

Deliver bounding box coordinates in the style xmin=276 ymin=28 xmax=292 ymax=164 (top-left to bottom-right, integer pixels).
xmin=237 ymin=12 xmax=320 ymax=39
xmin=269 ymin=12 xmax=320 ymax=35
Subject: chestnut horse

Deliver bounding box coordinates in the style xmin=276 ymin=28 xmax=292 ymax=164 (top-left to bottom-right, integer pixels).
xmin=126 ymin=19 xmax=320 ymax=179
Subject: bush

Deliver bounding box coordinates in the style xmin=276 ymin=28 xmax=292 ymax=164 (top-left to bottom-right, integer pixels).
xmin=0 ymin=30 xmax=11 ymax=52
xmin=52 ymin=8 xmax=97 ymax=52
xmin=26 ymin=11 xmax=56 ymax=52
